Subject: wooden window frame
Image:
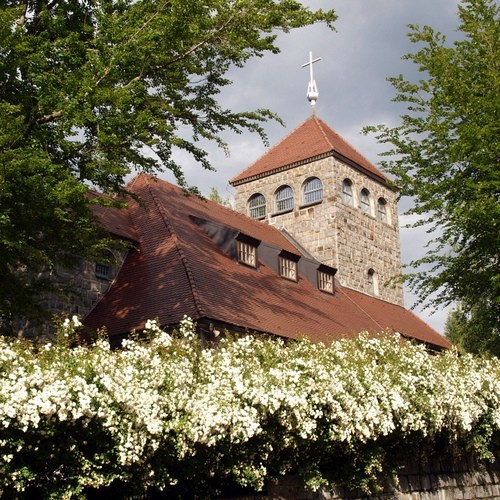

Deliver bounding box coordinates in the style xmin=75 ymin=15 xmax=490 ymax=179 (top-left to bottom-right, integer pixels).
xmin=279 ymin=256 xmax=298 ymax=281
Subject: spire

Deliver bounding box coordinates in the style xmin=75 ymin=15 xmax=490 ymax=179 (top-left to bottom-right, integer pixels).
xmin=301 ymin=51 xmax=321 ymax=113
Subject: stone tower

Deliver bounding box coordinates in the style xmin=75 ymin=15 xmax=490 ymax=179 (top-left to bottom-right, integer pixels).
xmin=230 ymin=115 xmax=404 ymax=306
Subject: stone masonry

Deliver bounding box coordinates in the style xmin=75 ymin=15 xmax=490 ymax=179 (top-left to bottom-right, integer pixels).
xmin=225 ymin=453 xmax=500 ymax=499
xmin=233 ymin=156 xmax=404 ymax=306
xmin=16 ymin=248 xmax=128 ymax=339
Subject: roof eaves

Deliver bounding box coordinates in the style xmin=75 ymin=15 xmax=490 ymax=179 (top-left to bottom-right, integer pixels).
xmin=230 ymin=151 xmax=333 ymax=186
xmin=331 ymin=150 xmax=393 ymax=188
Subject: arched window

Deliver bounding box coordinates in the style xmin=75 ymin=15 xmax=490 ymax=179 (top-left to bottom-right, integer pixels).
xmin=303 ymin=177 xmax=323 ymax=205
xmin=367 ymin=268 xmax=379 ymax=296
xmin=275 ymin=185 xmax=294 ymax=213
xmin=359 ymin=188 xmax=371 ymax=214
xmin=248 ymin=193 xmax=266 ymax=219
xmin=342 ymin=179 xmax=353 ymax=205
xmin=377 ymin=198 xmax=387 ymax=222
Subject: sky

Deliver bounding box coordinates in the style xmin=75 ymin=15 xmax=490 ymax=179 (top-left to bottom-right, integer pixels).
xmin=160 ymin=0 xmax=463 ymax=334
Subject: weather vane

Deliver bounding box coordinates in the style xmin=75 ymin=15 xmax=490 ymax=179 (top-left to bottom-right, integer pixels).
xmin=301 ymin=51 xmax=321 ymax=112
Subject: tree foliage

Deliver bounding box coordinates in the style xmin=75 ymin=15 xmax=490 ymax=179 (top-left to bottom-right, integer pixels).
xmin=445 ymin=303 xmax=500 ymax=357
xmin=208 ymin=186 xmax=232 ymax=207
xmin=366 ymin=0 xmax=499 ymax=346
xmin=0 ymin=0 xmax=335 ymax=332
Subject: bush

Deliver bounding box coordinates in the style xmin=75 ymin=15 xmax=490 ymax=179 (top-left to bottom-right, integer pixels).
xmin=0 ymin=318 xmax=499 ymax=498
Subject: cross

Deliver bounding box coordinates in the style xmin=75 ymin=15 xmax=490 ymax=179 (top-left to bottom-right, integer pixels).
xmin=301 ymin=51 xmax=322 ymax=110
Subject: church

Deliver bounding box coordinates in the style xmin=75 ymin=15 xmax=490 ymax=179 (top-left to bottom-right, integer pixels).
xmin=61 ymin=55 xmax=449 ymax=350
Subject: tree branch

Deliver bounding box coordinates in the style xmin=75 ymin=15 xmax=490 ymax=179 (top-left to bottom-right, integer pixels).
xmin=35 ymin=110 xmax=63 ymax=126
xmin=17 ymin=1 xmax=29 ymax=27
xmin=168 ymin=12 xmax=238 ymax=65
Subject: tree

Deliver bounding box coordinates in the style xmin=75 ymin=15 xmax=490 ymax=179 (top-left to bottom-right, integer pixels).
xmin=445 ymin=303 xmax=500 ymax=357
xmin=208 ymin=187 xmax=232 ymax=208
xmin=0 ymin=0 xmax=336 ymax=334
xmin=366 ymin=0 xmax=499 ymax=350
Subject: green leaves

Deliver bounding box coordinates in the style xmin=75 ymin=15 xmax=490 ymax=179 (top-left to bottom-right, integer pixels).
xmin=365 ymin=0 xmax=499 ymax=349
xmin=0 ymin=0 xmax=335 ymax=332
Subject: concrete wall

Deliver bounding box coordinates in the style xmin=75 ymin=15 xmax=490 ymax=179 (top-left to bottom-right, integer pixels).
xmin=233 ymin=156 xmax=404 ymax=305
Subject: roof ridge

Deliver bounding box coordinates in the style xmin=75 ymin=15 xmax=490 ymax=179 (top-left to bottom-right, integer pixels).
xmin=316 ymin=117 xmax=384 ymax=177
xmin=145 ymin=177 xmax=207 ymax=318
xmin=313 ymin=115 xmax=336 ymax=152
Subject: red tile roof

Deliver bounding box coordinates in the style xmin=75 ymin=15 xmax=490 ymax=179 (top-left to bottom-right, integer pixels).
xmin=230 ymin=115 xmax=389 ymax=185
xmin=84 ymin=174 xmax=450 ymax=350
xmin=87 ymin=192 xmax=139 ymax=242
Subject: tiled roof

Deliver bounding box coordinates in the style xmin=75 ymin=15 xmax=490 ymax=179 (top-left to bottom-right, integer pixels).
xmin=230 ymin=115 xmax=389 ymax=185
xmin=84 ymin=174 xmax=450 ymax=350
xmin=87 ymin=192 xmax=139 ymax=242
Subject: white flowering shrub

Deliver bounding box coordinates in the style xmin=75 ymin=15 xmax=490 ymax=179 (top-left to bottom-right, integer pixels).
xmin=0 ymin=321 xmax=498 ymax=498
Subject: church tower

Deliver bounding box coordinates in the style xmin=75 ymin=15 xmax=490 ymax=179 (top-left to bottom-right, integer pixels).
xmin=230 ymin=55 xmax=404 ymax=305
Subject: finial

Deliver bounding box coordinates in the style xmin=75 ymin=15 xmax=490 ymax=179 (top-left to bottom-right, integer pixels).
xmin=301 ymin=51 xmax=321 ymax=112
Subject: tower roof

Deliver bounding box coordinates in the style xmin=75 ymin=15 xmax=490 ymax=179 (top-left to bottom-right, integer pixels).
xmin=230 ymin=115 xmax=390 ymax=186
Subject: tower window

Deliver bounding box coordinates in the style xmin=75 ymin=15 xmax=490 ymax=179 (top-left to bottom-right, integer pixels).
xmin=367 ymin=268 xmax=379 ymax=296
xmin=342 ymin=179 xmax=353 ymax=205
xmin=377 ymin=198 xmax=387 ymax=223
xmin=275 ymin=185 xmax=294 ymax=213
xmin=303 ymin=177 xmax=323 ymax=205
xmin=248 ymin=193 xmax=266 ymax=219
xmin=359 ymin=188 xmax=371 ymax=214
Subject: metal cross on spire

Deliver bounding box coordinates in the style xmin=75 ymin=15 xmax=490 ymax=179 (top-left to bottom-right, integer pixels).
xmin=301 ymin=51 xmax=322 ymax=112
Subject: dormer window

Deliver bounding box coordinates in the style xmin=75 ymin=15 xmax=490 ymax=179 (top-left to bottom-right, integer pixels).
xmin=236 ymin=234 xmax=260 ymax=268
xmin=317 ymin=264 xmax=336 ymax=294
xmin=237 ymin=241 xmax=256 ymax=267
xmin=279 ymin=251 xmax=300 ymax=282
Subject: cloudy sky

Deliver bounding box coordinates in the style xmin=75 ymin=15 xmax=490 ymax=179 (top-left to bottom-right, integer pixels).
xmin=161 ymin=0 xmax=464 ymax=333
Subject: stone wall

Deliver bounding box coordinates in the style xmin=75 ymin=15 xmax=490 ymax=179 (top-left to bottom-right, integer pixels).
xmin=225 ymin=454 xmax=500 ymax=499
xmin=233 ymin=156 xmax=404 ymax=305
xmin=16 ymin=248 xmax=128 ymax=339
